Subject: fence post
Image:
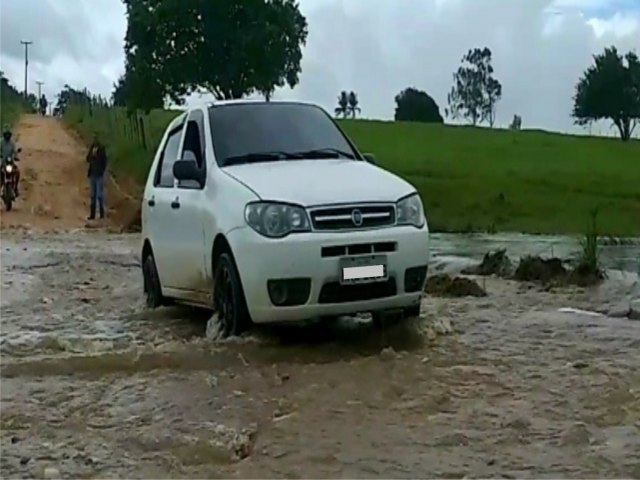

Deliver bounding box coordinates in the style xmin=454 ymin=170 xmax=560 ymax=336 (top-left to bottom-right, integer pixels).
xmin=139 ymin=116 xmax=147 ymax=150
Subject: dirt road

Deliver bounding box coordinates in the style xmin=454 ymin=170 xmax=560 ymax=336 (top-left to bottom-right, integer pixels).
xmin=1 ymin=115 xmax=639 ymax=478
xmin=0 ymin=114 xmax=136 ymax=231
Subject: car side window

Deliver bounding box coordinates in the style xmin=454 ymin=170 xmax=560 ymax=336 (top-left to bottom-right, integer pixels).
xmin=154 ymin=126 xmax=183 ymax=188
xmin=178 ymin=110 xmax=206 ymax=189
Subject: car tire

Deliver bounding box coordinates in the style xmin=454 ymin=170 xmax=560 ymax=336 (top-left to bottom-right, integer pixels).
xmin=371 ymin=310 xmax=402 ymax=328
xmin=372 ymin=303 xmax=421 ymax=329
xmin=142 ymin=252 xmax=164 ymax=309
xmin=213 ymin=253 xmax=251 ymax=337
xmin=404 ymin=303 xmax=421 ymax=318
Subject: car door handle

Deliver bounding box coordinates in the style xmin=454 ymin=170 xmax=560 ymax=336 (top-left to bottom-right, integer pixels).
xmin=147 ymin=196 xmax=155 ymax=207
xmin=171 ymin=198 xmax=180 ymax=209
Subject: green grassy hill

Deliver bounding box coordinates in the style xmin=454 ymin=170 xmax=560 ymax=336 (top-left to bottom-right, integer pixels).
xmin=0 ymin=76 xmax=31 ymax=128
xmin=65 ymin=105 xmax=640 ymax=236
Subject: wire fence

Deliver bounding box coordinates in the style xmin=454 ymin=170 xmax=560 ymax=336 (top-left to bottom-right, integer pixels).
xmin=73 ymin=102 xmax=154 ymax=151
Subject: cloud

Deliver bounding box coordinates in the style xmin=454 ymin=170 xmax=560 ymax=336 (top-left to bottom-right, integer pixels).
xmin=0 ymin=0 xmax=126 ymax=99
xmin=0 ymin=0 xmax=638 ymax=134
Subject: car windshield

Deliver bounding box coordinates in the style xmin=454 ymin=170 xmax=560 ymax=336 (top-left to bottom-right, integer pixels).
xmin=208 ymin=103 xmax=360 ymax=167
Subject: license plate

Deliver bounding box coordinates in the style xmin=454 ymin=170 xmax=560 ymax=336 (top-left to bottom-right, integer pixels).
xmin=340 ymin=255 xmax=388 ymax=284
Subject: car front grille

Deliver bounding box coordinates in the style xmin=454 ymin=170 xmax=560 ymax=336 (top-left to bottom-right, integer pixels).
xmin=309 ymin=204 xmax=396 ymax=231
xmin=318 ymin=277 xmax=397 ymax=304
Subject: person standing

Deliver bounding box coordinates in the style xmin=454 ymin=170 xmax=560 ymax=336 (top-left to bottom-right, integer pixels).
xmin=86 ymin=132 xmax=107 ymax=220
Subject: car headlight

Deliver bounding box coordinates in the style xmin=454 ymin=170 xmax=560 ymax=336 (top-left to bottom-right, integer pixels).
xmin=244 ymin=201 xmax=311 ymax=238
xmin=5 ymin=165 xmax=13 ymax=173
xmin=396 ymin=192 xmax=425 ymax=228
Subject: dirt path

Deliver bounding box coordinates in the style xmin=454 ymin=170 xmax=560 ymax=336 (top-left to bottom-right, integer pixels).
xmin=0 ymin=115 xmax=137 ymax=231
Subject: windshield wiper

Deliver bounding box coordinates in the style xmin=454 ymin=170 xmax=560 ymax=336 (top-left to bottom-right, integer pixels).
xmin=223 ymin=151 xmax=303 ymax=166
xmin=292 ymin=148 xmax=356 ymax=159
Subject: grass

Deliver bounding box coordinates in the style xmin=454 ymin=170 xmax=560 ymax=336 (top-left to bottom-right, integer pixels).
xmin=578 ymin=208 xmax=601 ymax=275
xmin=64 ymin=104 xmax=640 ymax=237
xmin=0 ymin=78 xmax=31 ymax=129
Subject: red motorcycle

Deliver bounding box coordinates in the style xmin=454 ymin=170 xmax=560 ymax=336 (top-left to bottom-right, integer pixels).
xmin=1 ymin=148 xmax=21 ymax=211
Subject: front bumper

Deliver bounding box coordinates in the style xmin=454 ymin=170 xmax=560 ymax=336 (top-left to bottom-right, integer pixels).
xmin=228 ymin=225 xmax=429 ymax=323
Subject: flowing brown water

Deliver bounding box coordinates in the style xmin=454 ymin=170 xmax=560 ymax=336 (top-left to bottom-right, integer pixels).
xmin=1 ymin=231 xmax=639 ymax=478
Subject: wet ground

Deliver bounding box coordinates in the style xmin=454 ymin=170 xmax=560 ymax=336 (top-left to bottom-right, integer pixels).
xmin=1 ymin=230 xmax=639 ymax=479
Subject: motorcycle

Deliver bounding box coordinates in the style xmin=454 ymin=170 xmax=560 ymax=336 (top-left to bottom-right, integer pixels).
xmin=1 ymin=148 xmax=22 ymax=211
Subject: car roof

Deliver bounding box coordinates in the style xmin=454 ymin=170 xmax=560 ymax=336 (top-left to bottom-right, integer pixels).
xmin=206 ymin=99 xmax=320 ymax=109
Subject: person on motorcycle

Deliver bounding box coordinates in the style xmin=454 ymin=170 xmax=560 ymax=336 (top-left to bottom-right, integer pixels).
xmin=0 ymin=125 xmax=20 ymax=197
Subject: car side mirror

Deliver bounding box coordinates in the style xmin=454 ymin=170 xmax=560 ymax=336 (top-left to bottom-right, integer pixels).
xmin=173 ymin=154 xmax=203 ymax=187
xmin=363 ymin=153 xmax=376 ymax=165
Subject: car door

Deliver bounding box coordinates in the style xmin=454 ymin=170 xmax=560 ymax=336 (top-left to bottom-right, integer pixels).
xmin=168 ymin=109 xmax=209 ymax=300
xmin=146 ymin=122 xmax=185 ymax=290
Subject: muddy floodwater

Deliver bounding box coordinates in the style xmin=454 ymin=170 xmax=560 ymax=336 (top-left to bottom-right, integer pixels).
xmin=1 ymin=230 xmax=640 ymax=479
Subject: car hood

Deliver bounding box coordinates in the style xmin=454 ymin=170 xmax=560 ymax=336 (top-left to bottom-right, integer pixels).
xmin=222 ymin=159 xmax=415 ymax=206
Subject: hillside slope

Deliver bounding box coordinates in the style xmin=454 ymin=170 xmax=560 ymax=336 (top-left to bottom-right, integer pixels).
xmin=64 ymin=105 xmax=640 ymax=236
xmin=0 ymin=115 xmax=138 ymax=231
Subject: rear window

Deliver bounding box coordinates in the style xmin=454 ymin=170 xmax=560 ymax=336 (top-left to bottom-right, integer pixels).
xmin=208 ymin=103 xmax=358 ymax=166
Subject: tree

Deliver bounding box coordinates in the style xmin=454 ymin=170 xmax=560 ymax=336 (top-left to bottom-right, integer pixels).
xmin=447 ymin=47 xmax=502 ymax=127
xmin=111 ymin=67 xmax=164 ymax=113
xmin=335 ymin=91 xmax=349 ymax=118
xmin=394 ymin=87 xmax=444 ymax=123
xmin=347 ymin=91 xmax=361 ymax=118
xmin=572 ymin=46 xmax=640 ymax=142
xmin=55 ymin=84 xmax=93 ymax=114
xmin=26 ymin=93 xmax=38 ymax=111
xmin=123 ymin=0 xmax=308 ymax=104
xmin=111 ymin=75 xmax=127 ymax=107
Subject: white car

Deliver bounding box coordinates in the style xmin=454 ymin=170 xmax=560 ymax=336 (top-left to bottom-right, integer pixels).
xmin=141 ymin=100 xmax=429 ymax=337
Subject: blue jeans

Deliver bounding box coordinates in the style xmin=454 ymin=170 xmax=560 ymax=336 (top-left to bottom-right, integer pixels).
xmin=89 ymin=175 xmax=105 ymax=217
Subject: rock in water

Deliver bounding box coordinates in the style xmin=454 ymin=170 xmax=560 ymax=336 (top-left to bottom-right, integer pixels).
xmin=425 ymin=274 xmax=487 ymax=297
xmin=464 ymin=248 xmax=513 ymax=277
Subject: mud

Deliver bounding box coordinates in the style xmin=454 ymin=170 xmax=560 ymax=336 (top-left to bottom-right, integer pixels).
xmin=463 ymin=248 xmax=514 ymax=277
xmin=425 ymin=273 xmax=487 ymax=298
xmin=1 ymin=231 xmax=639 ymax=479
xmin=1 ymin=115 xmax=640 ymax=478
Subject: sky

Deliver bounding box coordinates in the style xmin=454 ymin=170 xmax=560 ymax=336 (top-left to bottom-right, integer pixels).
xmin=0 ymin=0 xmax=638 ymax=135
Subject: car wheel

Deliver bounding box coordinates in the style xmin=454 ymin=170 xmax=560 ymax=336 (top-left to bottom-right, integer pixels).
xmin=372 ymin=304 xmax=421 ymax=328
xmin=371 ymin=310 xmax=403 ymax=329
xmin=213 ymin=253 xmax=251 ymax=337
xmin=142 ymin=252 xmax=164 ymax=309
xmin=404 ymin=303 xmax=421 ymax=318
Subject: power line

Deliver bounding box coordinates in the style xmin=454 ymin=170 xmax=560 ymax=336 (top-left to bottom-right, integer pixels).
xmin=20 ymin=40 xmax=33 ymax=99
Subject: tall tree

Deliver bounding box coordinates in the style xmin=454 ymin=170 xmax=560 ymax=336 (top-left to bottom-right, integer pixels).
xmin=112 ymin=65 xmax=165 ymax=113
xmin=111 ymin=75 xmax=127 ymax=107
xmin=347 ymin=91 xmax=361 ymax=118
xmin=335 ymin=91 xmax=349 ymax=118
xmin=26 ymin=93 xmax=38 ymax=111
xmin=394 ymin=87 xmax=444 ymax=123
xmin=572 ymin=46 xmax=640 ymax=142
xmin=55 ymin=84 xmax=93 ymax=114
xmin=123 ymin=0 xmax=308 ymax=104
xmin=447 ymin=47 xmax=502 ymax=127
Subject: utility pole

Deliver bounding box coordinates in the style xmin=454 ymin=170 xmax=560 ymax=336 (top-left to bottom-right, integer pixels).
xmin=20 ymin=40 xmax=33 ymax=100
xmin=36 ymin=81 xmax=44 ymax=99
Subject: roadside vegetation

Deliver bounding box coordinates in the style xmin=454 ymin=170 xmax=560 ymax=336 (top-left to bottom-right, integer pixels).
xmin=0 ymin=73 xmax=32 ymax=128
xmin=44 ymin=0 xmax=639 ymax=236
xmin=64 ymin=99 xmax=640 ymax=236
